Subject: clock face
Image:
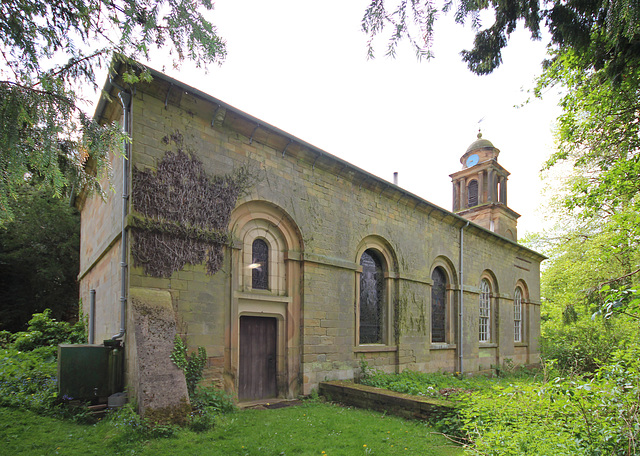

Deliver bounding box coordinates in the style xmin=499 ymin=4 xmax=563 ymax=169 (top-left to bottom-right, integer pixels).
xmin=466 ymin=154 xmax=479 ymax=167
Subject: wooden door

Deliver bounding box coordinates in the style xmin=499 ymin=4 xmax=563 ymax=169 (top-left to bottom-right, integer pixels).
xmin=239 ymin=316 xmax=277 ymax=401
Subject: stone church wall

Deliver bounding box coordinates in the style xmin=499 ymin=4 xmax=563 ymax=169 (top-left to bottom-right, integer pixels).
xmin=80 ymin=71 xmax=542 ymax=400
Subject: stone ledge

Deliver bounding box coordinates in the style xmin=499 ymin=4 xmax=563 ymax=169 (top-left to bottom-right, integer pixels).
xmin=318 ymin=380 xmax=456 ymax=421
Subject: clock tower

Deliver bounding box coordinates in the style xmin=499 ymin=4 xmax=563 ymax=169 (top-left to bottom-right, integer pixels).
xmin=450 ymin=132 xmax=520 ymax=241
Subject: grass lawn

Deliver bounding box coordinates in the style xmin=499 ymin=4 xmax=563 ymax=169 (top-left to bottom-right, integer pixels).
xmin=0 ymin=402 xmax=463 ymax=456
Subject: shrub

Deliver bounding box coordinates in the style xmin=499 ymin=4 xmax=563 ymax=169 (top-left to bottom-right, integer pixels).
xmin=188 ymin=406 xmax=217 ymax=432
xmin=0 ymin=346 xmax=58 ymax=413
xmin=540 ymin=315 xmax=637 ymax=373
xmin=170 ymin=336 xmax=207 ymax=397
xmin=12 ymin=309 xmax=86 ymax=353
xmin=0 ymin=330 xmax=13 ymax=347
xmin=191 ymin=385 xmax=236 ymax=414
xmin=461 ymin=349 xmax=640 ymax=455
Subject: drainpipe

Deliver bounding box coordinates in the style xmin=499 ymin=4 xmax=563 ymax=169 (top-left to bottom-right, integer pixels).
xmin=89 ymin=289 xmax=96 ymax=344
xmin=112 ymin=90 xmax=131 ymax=340
xmin=458 ymin=221 xmax=470 ymax=375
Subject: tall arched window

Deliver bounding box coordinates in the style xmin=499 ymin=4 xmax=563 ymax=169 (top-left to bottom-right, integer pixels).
xmin=431 ymin=267 xmax=447 ymax=343
xmin=359 ymin=249 xmax=385 ymax=344
xmin=468 ymin=180 xmax=479 ymax=207
xmin=251 ymin=238 xmax=269 ymax=290
xmin=514 ymin=287 xmax=523 ymax=342
xmin=479 ymin=279 xmax=491 ymax=342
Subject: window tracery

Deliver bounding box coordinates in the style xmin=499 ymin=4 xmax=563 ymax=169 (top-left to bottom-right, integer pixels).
xmin=359 ymin=250 xmax=384 ymax=344
xmin=514 ymin=285 xmax=525 ymax=343
xmin=251 ymin=238 xmax=269 ymax=290
xmin=479 ymin=279 xmax=491 ymax=343
xmin=431 ymin=267 xmax=447 ymax=343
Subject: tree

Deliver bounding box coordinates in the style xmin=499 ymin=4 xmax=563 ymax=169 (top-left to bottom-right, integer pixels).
xmin=363 ymin=0 xmax=640 ymax=80
xmin=0 ymin=0 xmax=226 ymax=225
xmin=0 ymin=186 xmax=81 ymax=331
xmin=526 ymin=14 xmax=640 ymax=317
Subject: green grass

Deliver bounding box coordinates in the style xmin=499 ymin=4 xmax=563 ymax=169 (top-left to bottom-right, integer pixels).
xmin=0 ymin=402 xmax=463 ymax=456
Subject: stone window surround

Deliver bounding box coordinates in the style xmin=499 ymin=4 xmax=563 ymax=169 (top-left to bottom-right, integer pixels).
xmin=514 ymin=280 xmax=529 ymax=345
xmin=354 ymin=237 xmax=397 ymax=349
xmin=479 ymin=274 xmax=498 ymax=343
xmin=429 ymin=257 xmax=458 ymax=347
xmin=240 ymin=220 xmax=286 ymax=295
xmin=229 ymin=200 xmax=303 ymax=399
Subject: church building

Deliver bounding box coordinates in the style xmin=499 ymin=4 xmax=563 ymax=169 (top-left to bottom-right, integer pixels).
xmin=78 ymin=62 xmax=543 ymax=415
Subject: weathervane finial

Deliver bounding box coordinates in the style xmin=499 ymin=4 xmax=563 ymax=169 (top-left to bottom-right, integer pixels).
xmin=477 ymin=116 xmax=485 ymax=139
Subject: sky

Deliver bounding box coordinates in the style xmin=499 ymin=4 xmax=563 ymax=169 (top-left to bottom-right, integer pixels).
xmin=134 ymin=0 xmax=563 ymax=236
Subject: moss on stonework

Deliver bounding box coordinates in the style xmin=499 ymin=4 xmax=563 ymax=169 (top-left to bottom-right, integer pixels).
xmin=397 ymin=289 xmax=428 ymax=336
xmin=143 ymin=397 xmax=191 ymax=426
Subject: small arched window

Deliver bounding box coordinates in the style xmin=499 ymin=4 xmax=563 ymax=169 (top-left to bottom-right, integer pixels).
xmin=431 ymin=267 xmax=447 ymax=343
xmin=359 ymin=249 xmax=385 ymax=344
xmin=479 ymin=279 xmax=491 ymax=342
xmin=251 ymin=238 xmax=269 ymax=290
xmin=468 ymin=180 xmax=479 ymax=207
xmin=514 ymin=287 xmax=523 ymax=342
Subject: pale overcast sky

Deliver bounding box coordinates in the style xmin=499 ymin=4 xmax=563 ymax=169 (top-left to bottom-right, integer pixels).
xmin=131 ymin=0 xmax=563 ymax=236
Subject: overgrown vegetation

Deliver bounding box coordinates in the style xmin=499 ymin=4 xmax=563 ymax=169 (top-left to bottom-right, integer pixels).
xmin=0 ymin=310 xmax=86 ymax=418
xmin=1 ymin=310 xmax=236 ymax=436
xmin=170 ymin=335 xmax=207 ymax=397
xmin=170 ymin=334 xmax=236 ymax=432
xmin=131 ymin=131 xmax=255 ymax=277
xmin=361 ymin=351 xmax=639 ymax=455
xmin=540 ymin=311 xmax=638 ymax=374
xmin=0 ymin=186 xmax=80 ymax=332
xmin=461 ymin=350 xmax=640 ymax=455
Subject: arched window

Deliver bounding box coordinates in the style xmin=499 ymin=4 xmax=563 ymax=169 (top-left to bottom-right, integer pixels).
xmin=359 ymin=249 xmax=385 ymax=344
xmin=479 ymin=279 xmax=491 ymax=342
xmin=468 ymin=180 xmax=479 ymax=207
xmin=431 ymin=267 xmax=447 ymax=343
xmin=251 ymin=238 xmax=269 ymax=290
xmin=514 ymin=287 xmax=523 ymax=342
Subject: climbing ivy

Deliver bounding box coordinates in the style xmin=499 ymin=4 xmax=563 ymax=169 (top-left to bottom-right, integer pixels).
xmin=131 ymin=130 xmax=255 ymax=277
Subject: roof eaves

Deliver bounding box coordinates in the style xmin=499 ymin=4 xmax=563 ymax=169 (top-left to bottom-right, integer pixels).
xmin=95 ymin=59 xmax=546 ymax=262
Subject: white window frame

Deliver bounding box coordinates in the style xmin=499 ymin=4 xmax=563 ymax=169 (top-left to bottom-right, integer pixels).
xmin=479 ymin=279 xmax=491 ymax=343
xmin=514 ymin=287 xmax=523 ymax=343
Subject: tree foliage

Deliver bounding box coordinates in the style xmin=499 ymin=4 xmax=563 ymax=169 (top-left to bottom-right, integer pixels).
xmin=0 ymin=186 xmax=81 ymax=331
xmin=363 ymin=0 xmax=640 ymax=79
xmin=531 ymin=24 xmax=640 ymax=318
xmin=0 ymin=0 xmax=226 ymax=225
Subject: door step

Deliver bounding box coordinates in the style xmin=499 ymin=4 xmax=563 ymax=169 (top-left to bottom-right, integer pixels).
xmin=238 ymin=398 xmax=302 ymax=410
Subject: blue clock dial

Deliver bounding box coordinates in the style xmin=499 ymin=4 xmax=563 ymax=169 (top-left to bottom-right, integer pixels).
xmin=466 ymin=154 xmax=479 ymax=167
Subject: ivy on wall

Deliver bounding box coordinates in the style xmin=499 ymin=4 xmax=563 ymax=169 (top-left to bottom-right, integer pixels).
xmin=131 ymin=130 xmax=253 ymax=277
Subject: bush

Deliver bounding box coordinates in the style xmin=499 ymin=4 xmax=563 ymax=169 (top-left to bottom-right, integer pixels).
xmin=191 ymin=385 xmax=236 ymax=414
xmin=12 ymin=309 xmax=85 ymax=353
xmin=170 ymin=336 xmax=207 ymax=397
xmin=0 ymin=330 xmax=13 ymax=348
xmin=0 ymin=346 xmax=58 ymax=413
xmin=461 ymin=349 xmax=640 ymax=455
xmin=188 ymin=406 xmax=217 ymax=432
xmin=541 ymin=315 xmax=637 ymax=373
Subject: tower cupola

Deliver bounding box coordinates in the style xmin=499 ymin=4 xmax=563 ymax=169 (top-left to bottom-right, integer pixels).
xmin=450 ymin=132 xmax=520 ymax=241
